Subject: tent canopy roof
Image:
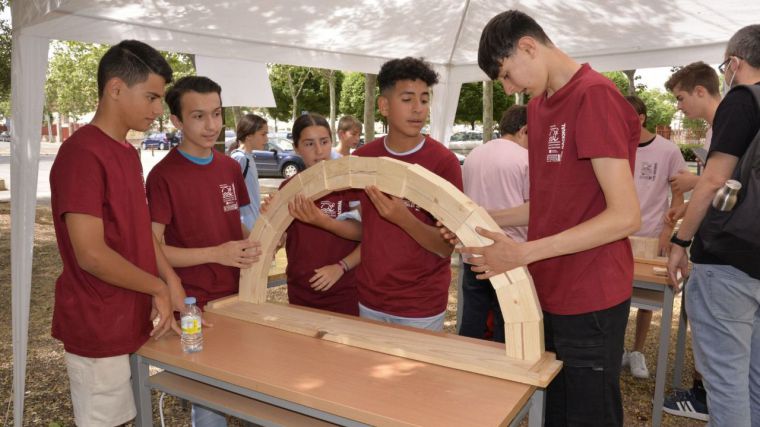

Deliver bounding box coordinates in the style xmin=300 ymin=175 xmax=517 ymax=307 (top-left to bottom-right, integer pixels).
xmin=17 ymin=0 xmax=760 ymax=81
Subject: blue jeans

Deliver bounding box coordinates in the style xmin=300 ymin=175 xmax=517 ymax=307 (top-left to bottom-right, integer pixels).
xmin=192 ymin=404 xmax=227 ymax=427
xmin=359 ymin=303 xmax=445 ymax=331
xmin=459 ymin=265 xmax=505 ymax=342
xmin=686 ymin=263 xmax=760 ymax=426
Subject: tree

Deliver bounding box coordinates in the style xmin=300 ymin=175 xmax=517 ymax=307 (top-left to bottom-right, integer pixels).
xmin=483 ymin=81 xmax=494 ymax=143
xmin=456 ymin=82 xmax=482 ymax=129
xmin=267 ymin=64 xmax=312 ymax=122
xmin=638 ymin=88 xmax=677 ymax=133
xmin=46 ymin=41 xmax=107 ymax=120
xmin=338 ymin=72 xmax=382 ymax=128
xmin=0 ymin=0 xmax=10 ymax=117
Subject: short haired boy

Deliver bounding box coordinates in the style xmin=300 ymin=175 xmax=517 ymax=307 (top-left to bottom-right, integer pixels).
xmin=621 ymin=95 xmax=686 ymax=380
xmin=49 ymin=40 xmax=182 ymax=426
xmin=459 ymin=105 xmax=529 ymax=342
xmin=660 ymin=61 xmax=722 ymax=421
xmin=665 ymin=61 xmax=722 ymax=196
xmin=353 ymin=57 xmax=462 ymax=331
xmin=469 ymin=11 xmax=641 ymax=425
xmin=145 ymin=75 xmax=261 ymax=426
xmin=334 ymin=115 xmax=363 ymax=157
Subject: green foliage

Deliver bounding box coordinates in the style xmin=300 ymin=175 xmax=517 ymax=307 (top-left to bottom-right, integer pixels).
xmin=602 ymin=71 xmax=630 ymax=95
xmin=455 ymin=81 xmax=514 ymax=129
xmin=682 ymin=117 xmax=708 ymax=134
xmin=637 ymin=88 xmax=676 ymax=133
xmin=267 ymin=65 xmax=314 ymax=122
xmin=0 ymin=2 xmax=10 ymax=116
xmin=338 ymin=72 xmax=382 ymax=123
xmin=679 ymin=143 xmax=701 ymax=162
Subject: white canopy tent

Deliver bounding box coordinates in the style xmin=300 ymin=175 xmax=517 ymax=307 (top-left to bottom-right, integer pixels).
xmin=10 ymin=0 xmax=759 ymax=424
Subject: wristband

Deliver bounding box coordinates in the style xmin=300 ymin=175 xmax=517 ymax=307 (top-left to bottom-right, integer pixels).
xmin=670 ymin=234 xmax=692 ymax=248
xmin=338 ymin=259 xmax=349 ymax=272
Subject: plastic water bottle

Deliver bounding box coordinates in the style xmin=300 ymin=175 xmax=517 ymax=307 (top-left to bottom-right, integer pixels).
xmin=180 ymin=297 xmax=203 ymax=353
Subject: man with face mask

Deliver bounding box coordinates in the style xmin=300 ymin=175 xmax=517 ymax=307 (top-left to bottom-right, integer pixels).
xmin=667 ymin=25 xmax=760 ymax=426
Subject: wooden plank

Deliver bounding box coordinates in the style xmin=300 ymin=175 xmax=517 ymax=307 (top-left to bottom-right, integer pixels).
xmin=630 ymin=236 xmax=660 ymax=259
xmin=149 ymin=371 xmax=337 ymax=426
xmin=207 ymin=300 xmax=561 ymax=387
xmin=373 ymin=157 xmax=410 ymax=198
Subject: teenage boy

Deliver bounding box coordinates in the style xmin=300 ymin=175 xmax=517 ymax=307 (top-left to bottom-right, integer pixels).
xmin=353 ymin=57 xmax=462 ymax=331
xmin=668 ymin=25 xmax=760 ymax=426
xmin=660 ymin=61 xmax=722 ymax=422
xmin=146 ymin=76 xmax=261 ymax=426
xmin=334 ymin=115 xmax=363 ymax=157
xmin=622 ymin=95 xmax=686 ymax=380
xmin=665 ymin=61 xmax=722 ymax=197
xmin=467 ymin=11 xmax=641 ymax=425
xmin=50 ymin=40 xmax=182 ymax=426
xmin=459 ymin=105 xmax=529 ymax=342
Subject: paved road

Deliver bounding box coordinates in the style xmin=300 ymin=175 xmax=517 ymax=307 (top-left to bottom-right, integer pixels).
xmin=0 ymin=147 xmax=283 ymax=203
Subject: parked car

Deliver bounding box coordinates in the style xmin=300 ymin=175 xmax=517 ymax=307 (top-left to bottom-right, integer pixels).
xmin=166 ymin=131 xmax=181 ymax=148
xmin=253 ymin=137 xmax=305 ymax=178
xmin=0 ymin=131 xmax=10 ymax=142
xmin=142 ymin=132 xmax=171 ymax=150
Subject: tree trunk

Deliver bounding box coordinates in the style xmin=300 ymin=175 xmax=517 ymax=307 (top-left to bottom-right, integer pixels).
xmin=232 ymin=106 xmax=243 ymax=130
xmin=56 ymin=113 xmax=63 ymax=143
xmin=623 ymin=69 xmax=636 ymax=95
xmin=363 ymin=73 xmax=376 ymax=141
xmin=291 ymin=95 xmax=299 ymax=123
xmin=46 ymin=113 xmax=54 ymax=143
xmin=328 ymin=70 xmax=337 ymax=141
xmin=483 ymin=80 xmax=494 ymax=143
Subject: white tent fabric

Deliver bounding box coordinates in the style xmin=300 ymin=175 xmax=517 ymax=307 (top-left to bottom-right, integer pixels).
xmin=10 ymin=0 xmax=760 ymax=424
xmin=195 ymin=56 xmax=276 ymax=108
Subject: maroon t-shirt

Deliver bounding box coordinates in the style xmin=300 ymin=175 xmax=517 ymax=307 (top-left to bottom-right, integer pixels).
xmin=353 ymin=136 xmax=463 ymax=317
xmin=527 ymin=63 xmax=640 ymax=315
xmin=280 ymin=177 xmax=359 ymax=315
xmin=146 ymin=149 xmax=249 ymax=309
xmin=50 ymin=125 xmax=156 ymax=357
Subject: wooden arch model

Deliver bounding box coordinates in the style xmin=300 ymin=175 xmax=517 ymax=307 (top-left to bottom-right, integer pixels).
xmin=207 ymin=156 xmax=561 ymax=387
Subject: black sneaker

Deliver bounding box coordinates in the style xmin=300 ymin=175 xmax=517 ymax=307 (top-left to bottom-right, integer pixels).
xmin=663 ymin=388 xmax=709 ymax=421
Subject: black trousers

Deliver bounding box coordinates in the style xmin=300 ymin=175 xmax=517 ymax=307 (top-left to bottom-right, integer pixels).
xmin=544 ymin=298 xmax=630 ymax=427
xmin=458 ymin=265 xmax=505 ymax=342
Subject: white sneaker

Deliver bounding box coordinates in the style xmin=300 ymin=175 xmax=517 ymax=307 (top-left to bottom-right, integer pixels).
xmin=621 ymin=349 xmax=630 ymax=368
xmin=629 ymin=351 xmax=649 ymax=378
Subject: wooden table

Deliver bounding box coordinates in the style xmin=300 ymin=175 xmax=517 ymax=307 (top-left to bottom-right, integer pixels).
xmin=632 ymin=258 xmax=687 ymax=427
xmin=132 ymin=311 xmax=545 ymax=426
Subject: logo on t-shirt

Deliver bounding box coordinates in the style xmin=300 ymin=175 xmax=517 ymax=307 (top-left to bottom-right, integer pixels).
xmin=546 ymin=123 xmax=567 ymax=163
xmin=219 ymin=184 xmax=239 ymax=212
xmin=639 ymin=162 xmax=658 ymax=181
xmin=319 ymin=200 xmax=342 ymax=218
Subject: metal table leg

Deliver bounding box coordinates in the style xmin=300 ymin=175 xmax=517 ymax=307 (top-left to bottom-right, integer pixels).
xmin=130 ymin=353 xmax=152 ymax=427
xmin=652 ymin=285 xmax=675 ymax=427
xmin=672 ymin=278 xmax=689 ymax=389
xmin=528 ymin=388 xmax=545 ymax=427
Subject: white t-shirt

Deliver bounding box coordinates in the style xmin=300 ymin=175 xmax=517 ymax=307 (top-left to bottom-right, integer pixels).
xmin=633 ymin=134 xmax=687 ymax=237
xmin=462 ymin=138 xmax=529 ymax=242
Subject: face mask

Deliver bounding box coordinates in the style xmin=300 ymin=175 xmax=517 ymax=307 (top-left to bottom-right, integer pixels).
xmin=722 ymin=58 xmax=737 ymax=97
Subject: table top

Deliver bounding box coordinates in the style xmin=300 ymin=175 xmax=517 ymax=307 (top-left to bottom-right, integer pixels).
xmin=634 ymin=257 xmax=673 ymax=287
xmin=138 ymin=311 xmax=535 ymax=427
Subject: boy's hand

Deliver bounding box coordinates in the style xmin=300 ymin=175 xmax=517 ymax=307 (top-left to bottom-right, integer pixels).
xmin=436 ymin=221 xmax=461 ymax=246
xmin=365 ymin=185 xmax=410 ymax=225
xmin=260 ymin=192 xmax=277 ymax=214
xmin=150 ymin=284 xmax=181 ymax=339
xmin=666 ymin=245 xmax=689 ymax=293
xmin=459 ymin=227 xmax=523 ymax=279
xmin=309 ymin=264 xmax=344 ymax=291
xmin=214 ymin=240 xmax=261 ymax=268
xmin=288 ymin=194 xmax=327 ymax=227
xmin=664 ymin=202 xmax=688 ymax=228
xmin=657 ymin=228 xmax=672 ymax=257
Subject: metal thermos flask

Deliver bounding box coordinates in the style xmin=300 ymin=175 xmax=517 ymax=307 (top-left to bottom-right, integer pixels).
xmin=712 ymin=179 xmax=742 ymax=211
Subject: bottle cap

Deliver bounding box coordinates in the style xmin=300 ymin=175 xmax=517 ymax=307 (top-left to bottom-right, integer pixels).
xmin=184 ymin=296 xmax=197 ymax=305
xmin=726 ymin=179 xmax=742 ymax=190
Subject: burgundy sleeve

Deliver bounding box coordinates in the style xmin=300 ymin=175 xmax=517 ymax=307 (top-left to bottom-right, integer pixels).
xmin=145 ymin=168 xmax=174 ymax=225
xmin=576 ymin=85 xmax=635 ymax=160
xmin=51 ymin=147 xmax=106 ymax=220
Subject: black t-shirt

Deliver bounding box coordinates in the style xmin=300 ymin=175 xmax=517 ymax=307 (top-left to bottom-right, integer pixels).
xmin=691 ymin=82 xmax=760 ymax=265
